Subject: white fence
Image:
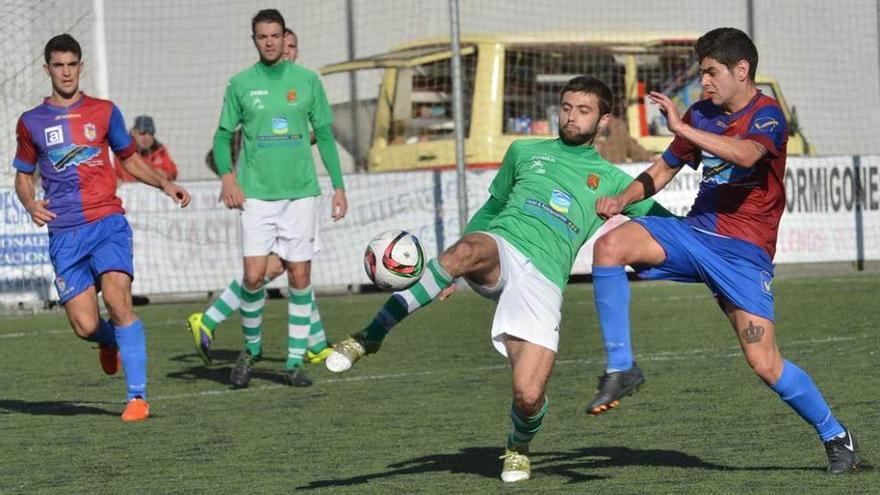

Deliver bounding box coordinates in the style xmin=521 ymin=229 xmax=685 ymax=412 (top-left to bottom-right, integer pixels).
xmin=2 ymin=155 xmax=879 ymax=307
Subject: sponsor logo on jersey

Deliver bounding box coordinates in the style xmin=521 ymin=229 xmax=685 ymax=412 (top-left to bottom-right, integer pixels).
xmin=54 ymin=113 xmax=81 ymax=121
xmin=271 ymin=117 xmax=289 ymax=135
xmin=587 ymin=173 xmax=600 ymax=190
xmin=549 ymin=189 xmax=572 ymax=214
xmin=48 ymin=144 xmax=101 ymax=172
xmin=44 ymin=125 xmax=64 ymax=146
xmin=752 ymin=116 xmax=780 ymax=133
xmin=249 ymin=90 xmax=269 ymax=96
xmin=529 ymin=160 xmax=545 ymax=175
xmin=83 ymin=122 xmax=96 ymax=141
xmin=287 ymin=89 xmax=297 ymax=103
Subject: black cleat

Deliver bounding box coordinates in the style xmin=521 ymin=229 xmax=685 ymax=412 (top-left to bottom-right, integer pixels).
xmin=230 ymin=350 xmax=260 ymax=389
xmin=285 ymin=367 xmax=313 ymax=387
xmin=824 ymin=427 xmax=859 ymax=474
xmin=585 ymin=363 xmax=645 ymax=416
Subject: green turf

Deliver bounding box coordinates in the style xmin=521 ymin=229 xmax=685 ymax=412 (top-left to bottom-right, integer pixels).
xmin=1 ymin=273 xmax=878 ymax=494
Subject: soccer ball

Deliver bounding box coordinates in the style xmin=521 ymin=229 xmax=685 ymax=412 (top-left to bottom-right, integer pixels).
xmin=363 ymin=230 xmax=426 ymax=291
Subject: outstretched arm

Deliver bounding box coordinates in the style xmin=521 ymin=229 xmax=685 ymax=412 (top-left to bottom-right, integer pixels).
xmin=596 ymin=158 xmax=680 ymax=220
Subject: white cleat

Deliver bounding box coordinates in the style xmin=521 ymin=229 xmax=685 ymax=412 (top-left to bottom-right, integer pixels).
xmin=500 ymin=448 xmax=531 ymax=483
xmin=324 ymin=337 xmax=367 ymax=373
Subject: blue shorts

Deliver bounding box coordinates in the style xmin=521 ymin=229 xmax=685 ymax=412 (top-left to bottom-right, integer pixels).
xmin=49 ymin=214 xmax=134 ymax=304
xmin=633 ymin=216 xmax=775 ymax=321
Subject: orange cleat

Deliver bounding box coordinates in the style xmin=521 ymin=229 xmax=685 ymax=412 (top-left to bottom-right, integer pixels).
xmin=99 ymin=345 xmax=120 ymax=375
xmin=121 ymin=398 xmax=150 ymax=422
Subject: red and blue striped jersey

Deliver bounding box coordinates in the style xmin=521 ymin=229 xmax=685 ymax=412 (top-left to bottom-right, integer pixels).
xmin=13 ymin=94 xmax=136 ymax=232
xmin=661 ymin=92 xmax=788 ymax=259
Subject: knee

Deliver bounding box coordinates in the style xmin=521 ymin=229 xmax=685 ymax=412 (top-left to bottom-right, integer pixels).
xmin=593 ymin=232 xmax=626 ymax=265
xmin=748 ymin=357 xmax=782 ymax=385
xmin=513 ymin=387 xmax=545 ymax=417
xmin=70 ymin=315 xmax=100 ymax=339
xmin=439 ymin=239 xmax=477 ymax=276
xmin=242 ymin=271 xmax=264 ymax=290
xmin=266 ymin=263 xmax=286 ymax=280
xmin=287 ymin=266 xmax=310 ymax=289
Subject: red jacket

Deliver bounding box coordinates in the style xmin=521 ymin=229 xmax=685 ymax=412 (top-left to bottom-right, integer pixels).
xmin=116 ymin=142 xmax=178 ymax=181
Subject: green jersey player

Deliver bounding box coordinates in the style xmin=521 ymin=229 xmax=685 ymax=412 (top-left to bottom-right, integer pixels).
xmin=209 ymin=9 xmax=347 ymax=389
xmin=326 ymin=76 xmax=670 ymax=483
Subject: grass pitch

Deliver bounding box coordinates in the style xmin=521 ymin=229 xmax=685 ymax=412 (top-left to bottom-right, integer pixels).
xmin=1 ymin=273 xmax=878 ymax=494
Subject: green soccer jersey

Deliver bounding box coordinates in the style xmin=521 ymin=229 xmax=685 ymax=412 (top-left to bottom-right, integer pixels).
xmin=468 ymin=139 xmax=669 ymax=290
xmin=213 ymin=61 xmax=343 ymax=199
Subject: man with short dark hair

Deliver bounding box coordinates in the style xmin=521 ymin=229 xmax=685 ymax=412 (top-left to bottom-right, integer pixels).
xmin=326 ymin=76 xmax=671 ymax=483
xmin=209 ymin=9 xmax=346 ymax=389
xmin=117 ymin=115 xmax=178 ymax=181
xmin=585 ymin=27 xmax=859 ymax=474
xmin=13 ymin=33 xmax=191 ymax=422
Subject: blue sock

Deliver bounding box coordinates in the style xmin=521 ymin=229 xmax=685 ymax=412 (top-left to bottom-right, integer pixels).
xmin=114 ymin=319 xmax=147 ymax=401
xmin=593 ymin=265 xmax=633 ymax=372
xmin=85 ymin=319 xmax=117 ymax=347
xmin=771 ymin=360 xmax=844 ymax=441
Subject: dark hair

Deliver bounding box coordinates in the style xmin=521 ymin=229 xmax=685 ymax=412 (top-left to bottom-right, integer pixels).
xmin=560 ymin=76 xmax=613 ymax=116
xmin=44 ymin=34 xmax=81 ymax=64
xmin=284 ymin=28 xmax=296 ymax=37
xmin=695 ymin=27 xmax=758 ymax=81
xmin=251 ymin=9 xmax=285 ymax=36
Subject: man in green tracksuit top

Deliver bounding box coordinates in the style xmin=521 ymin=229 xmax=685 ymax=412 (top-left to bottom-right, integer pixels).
xmin=325 ymin=76 xmax=671 ymax=483
xmin=213 ymin=9 xmax=347 ymax=389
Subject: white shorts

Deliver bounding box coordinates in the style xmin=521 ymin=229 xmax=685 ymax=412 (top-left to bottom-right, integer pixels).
xmin=465 ymin=232 xmax=562 ymax=357
xmin=240 ymin=196 xmax=322 ymax=261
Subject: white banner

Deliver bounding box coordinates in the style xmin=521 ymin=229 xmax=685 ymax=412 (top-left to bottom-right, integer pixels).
xmin=2 ymin=155 xmax=879 ymax=303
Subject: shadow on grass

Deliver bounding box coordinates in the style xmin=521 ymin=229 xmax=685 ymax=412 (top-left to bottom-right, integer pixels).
xmin=0 ymin=399 xmax=118 ymax=417
xmin=298 ymin=445 xmax=826 ymax=489
xmin=166 ymin=350 xmax=291 ymax=388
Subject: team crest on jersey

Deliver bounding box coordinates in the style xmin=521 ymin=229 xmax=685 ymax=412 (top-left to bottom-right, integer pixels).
xmin=549 ymin=189 xmax=572 ymax=214
xmin=587 ymin=173 xmax=600 ymax=189
xmin=287 ymin=89 xmax=297 ymax=103
xmin=44 ymin=125 xmax=64 ymax=146
xmin=83 ymin=123 xmax=97 ymax=141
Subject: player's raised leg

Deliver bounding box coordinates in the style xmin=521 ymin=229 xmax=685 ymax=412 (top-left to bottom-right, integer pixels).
xmin=326 ymin=232 xmax=499 ymax=373
xmin=586 ymin=221 xmax=664 ymax=415
xmin=102 ymin=270 xmax=150 ymax=422
xmin=723 ymin=302 xmax=858 ymax=474
xmin=500 ymin=337 xmax=555 ymax=483
xmin=63 ymin=287 xmax=119 ymax=375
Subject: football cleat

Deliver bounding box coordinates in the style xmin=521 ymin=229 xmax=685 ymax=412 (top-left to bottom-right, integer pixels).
xmin=324 ymin=335 xmax=380 ymax=373
xmin=824 ymin=427 xmax=859 ymax=474
xmin=99 ymin=344 xmax=120 ymax=375
xmin=500 ymin=447 xmax=531 ymax=482
xmin=305 ymin=343 xmax=334 ymax=364
xmin=186 ymin=312 xmax=214 ymax=365
xmin=230 ymin=350 xmax=260 ymax=389
xmin=121 ymin=398 xmax=150 ymax=422
xmin=285 ymin=367 xmax=313 ymax=387
xmin=585 ymin=363 xmax=645 ymax=416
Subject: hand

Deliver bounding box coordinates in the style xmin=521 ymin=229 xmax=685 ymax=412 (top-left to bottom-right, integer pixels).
xmin=595 ymin=195 xmax=627 ymax=220
xmin=647 ymin=91 xmax=683 ymax=134
xmin=220 ymin=173 xmax=245 ymax=210
xmin=25 ymin=199 xmax=56 ymax=227
xmin=438 ymin=284 xmax=457 ymax=301
xmin=331 ymin=188 xmax=347 ymax=221
xmin=163 ymin=182 xmax=191 ymax=208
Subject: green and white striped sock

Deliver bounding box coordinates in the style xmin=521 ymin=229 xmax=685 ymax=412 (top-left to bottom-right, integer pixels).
xmin=506 ymin=397 xmax=548 ymax=451
xmin=202 ymin=278 xmax=243 ymax=331
xmin=287 ymin=286 xmax=311 ymax=370
xmin=307 ymin=288 xmax=328 ymax=353
xmin=240 ymin=285 xmax=265 ymax=357
xmin=360 ymin=258 xmax=453 ymax=343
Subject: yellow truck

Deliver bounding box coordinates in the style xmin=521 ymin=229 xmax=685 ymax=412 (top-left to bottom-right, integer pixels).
xmin=322 ymin=32 xmax=812 ymax=172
